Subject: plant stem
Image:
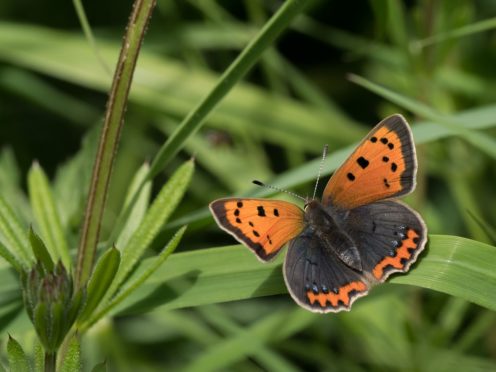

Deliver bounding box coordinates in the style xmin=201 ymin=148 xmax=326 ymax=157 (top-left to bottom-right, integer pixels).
xmin=75 ymin=0 xmax=157 ymax=290
xmin=44 ymin=352 xmax=56 ymax=372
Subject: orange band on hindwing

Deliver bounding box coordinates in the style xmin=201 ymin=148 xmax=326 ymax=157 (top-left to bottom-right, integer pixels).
xmin=306 ymin=281 xmax=368 ymax=308
xmin=373 ymin=228 xmax=421 ymax=280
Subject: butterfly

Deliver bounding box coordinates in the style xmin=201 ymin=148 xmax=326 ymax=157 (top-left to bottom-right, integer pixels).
xmin=210 ymin=114 xmax=427 ymax=313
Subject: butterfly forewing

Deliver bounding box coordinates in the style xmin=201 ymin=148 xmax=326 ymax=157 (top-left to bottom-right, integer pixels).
xmin=323 ymin=114 xmax=417 ymax=209
xmin=209 ymin=198 xmax=305 ymax=261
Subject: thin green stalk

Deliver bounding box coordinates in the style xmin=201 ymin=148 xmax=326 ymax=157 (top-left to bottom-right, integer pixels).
xmin=75 ymin=0 xmax=157 ymax=290
xmin=72 ymin=0 xmax=112 ymax=75
xmin=411 ymin=16 xmax=496 ymax=50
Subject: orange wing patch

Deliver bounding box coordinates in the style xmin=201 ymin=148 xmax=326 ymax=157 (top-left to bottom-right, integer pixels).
xmin=373 ymin=228 xmax=422 ymax=280
xmin=210 ymin=198 xmax=304 ymax=261
xmin=306 ymin=281 xmax=368 ymax=310
xmin=323 ymin=114 xmax=417 ymax=209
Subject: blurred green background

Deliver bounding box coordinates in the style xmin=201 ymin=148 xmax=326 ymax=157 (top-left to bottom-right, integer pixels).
xmin=1 ymin=0 xmax=496 ymax=370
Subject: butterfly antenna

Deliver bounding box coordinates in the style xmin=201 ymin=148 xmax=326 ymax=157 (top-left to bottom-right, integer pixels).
xmin=312 ymin=144 xmax=328 ymax=200
xmin=252 ymin=180 xmax=307 ymax=202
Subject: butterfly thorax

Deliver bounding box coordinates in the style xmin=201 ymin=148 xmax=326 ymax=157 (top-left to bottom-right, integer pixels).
xmin=304 ymin=200 xmax=363 ymax=271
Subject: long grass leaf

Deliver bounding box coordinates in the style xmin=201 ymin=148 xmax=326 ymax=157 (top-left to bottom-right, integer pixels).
xmin=115 ymin=235 xmax=496 ymax=314
xmin=412 ymin=16 xmax=496 ymax=50
xmin=349 ymin=74 xmax=496 ymax=159
xmin=184 ymin=308 xmax=315 ymax=372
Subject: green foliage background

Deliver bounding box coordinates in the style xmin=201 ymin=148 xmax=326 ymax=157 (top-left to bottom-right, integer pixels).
xmin=0 ymin=0 xmax=495 ymax=370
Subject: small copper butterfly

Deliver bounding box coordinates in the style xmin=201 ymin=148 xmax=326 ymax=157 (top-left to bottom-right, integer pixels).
xmin=210 ymin=114 xmax=427 ymax=313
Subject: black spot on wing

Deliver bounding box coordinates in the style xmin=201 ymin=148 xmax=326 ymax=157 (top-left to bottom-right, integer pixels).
xmin=357 ymin=156 xmax=369 ymax=169
xmin=273 ymin=208 xmax=279 ymax=217
xmin=257 ymin=206 xmax=266 ymax=217
xmin=347 ymin=173 xmax=355 ymax=181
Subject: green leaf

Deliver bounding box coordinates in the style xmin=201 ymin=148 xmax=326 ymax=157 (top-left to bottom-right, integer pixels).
xmin=115 ymin=235 xmax=496 ymax=314
xmin=29 ymin=227 xmax=54 ymax=273
xmin=106 ymin=160 xmax=194 ymax=300
xmin=28 ymin=162 xmax=71 ymax=269
xmin=78 ymin=246 xmax=121 ymax=323
xmin=86 ymin=226 xmax=186 ymax=329
xmin=0 ymin=195 xmax=32 ymax=267
xmin=114 ymin=163 xmax=152 ymax=249
xmin=7 ymin=335 xmax=31 ymax=372
xmin=59 ymin=335 xmax=81 ymax=372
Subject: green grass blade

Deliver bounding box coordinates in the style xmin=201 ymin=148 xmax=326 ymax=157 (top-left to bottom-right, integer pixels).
xmin=146 ymin=0 xmax=312 ymax=179
xmin=115 ymin=235 xmax=496 ymax=314
xmin=107 ymin=160 xmax=194 ymax=300
xmin=0 ymin=22 xmax=362 ymax=152
xmin=348 ymin=74 xmax=496 ymax=159
xmin=184 ymin=308 xmax=315 ymax=372
xmin=0 ymin=196 xmax=32 ymax=268
xmin=198 ymin=305 xmax=300 ymax=372
xmin=412 ymin=16 xmax=496 ymax=50
xmin=72 ymin=0 xmax=111 ymax=75
xmin=28 ymin=162 xmax=71 ymax=269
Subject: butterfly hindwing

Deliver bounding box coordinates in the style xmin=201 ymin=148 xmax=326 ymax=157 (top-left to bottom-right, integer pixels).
xmin=284 ymin=231 xmax=370 ymax=313
xmin=209 ymin=198 xmax=305 ymax=261
xmin=323 ymin=114 xmax=417 ymax=209
xmin=342 ymin=200 xmax=427 ymax=282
